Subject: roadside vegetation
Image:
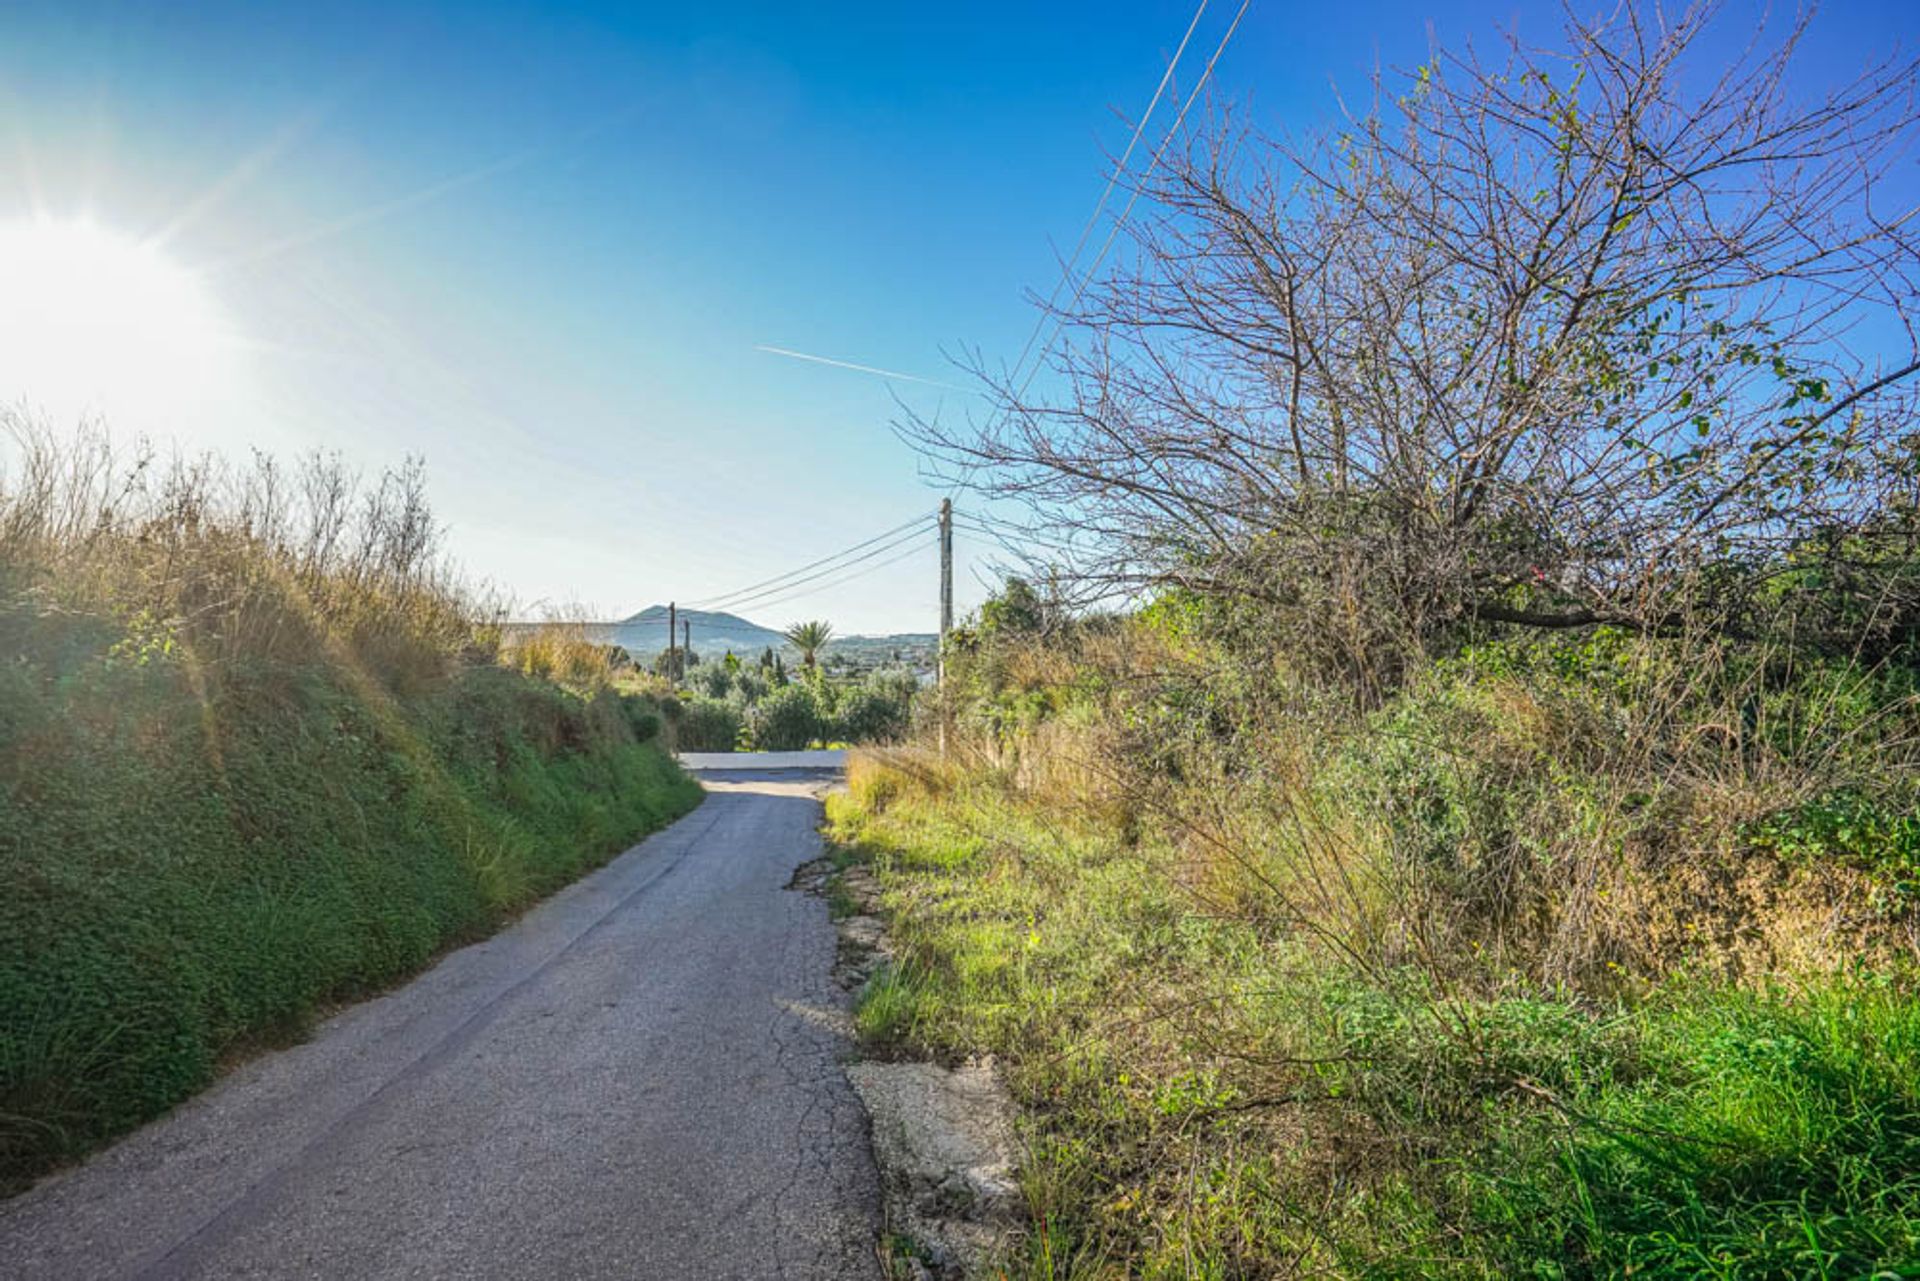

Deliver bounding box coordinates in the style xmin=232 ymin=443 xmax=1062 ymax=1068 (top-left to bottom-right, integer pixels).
xmin=656 ymin=633 xmax=921 ymax=752
xmin=0 ymin=423 xmax=701 ymax=1192
xmin=838 ymin=7 xmax=1920 ymax=1276
xmin=836 ymin=609 xmax=1920 ymax=1276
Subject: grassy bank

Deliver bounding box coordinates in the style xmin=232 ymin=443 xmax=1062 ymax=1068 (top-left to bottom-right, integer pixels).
xmin=0 ymin=430 xmax=702 ymax=1190
xmin=829 ymin=617 xmax=1920 ymax=1278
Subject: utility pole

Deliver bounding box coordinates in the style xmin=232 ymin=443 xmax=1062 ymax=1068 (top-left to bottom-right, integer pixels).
xmin=667 ymin=600 xmax=677 ymax=691
xmin=938 ymin=499 xmax=953 ymax=757
xmin=939 ymin=500 xmax=953 ymax=644
xmin=682 ymin=619 xmax=691 ymax=672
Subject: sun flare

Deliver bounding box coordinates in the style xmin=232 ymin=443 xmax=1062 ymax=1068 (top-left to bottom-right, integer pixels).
xmin=0 ymin=219 xmax=236 ymax=428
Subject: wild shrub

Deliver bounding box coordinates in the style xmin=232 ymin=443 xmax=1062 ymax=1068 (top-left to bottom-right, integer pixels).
xmin=750 ymin=682 xmax=826 ymax=751
xmin=675 ymin=695 xmax=744 ymax=752
xmin=691 ymin=662 xmax=733 ymax=699
xmin=831 ymin=668 xmax=919 ymax=744
xmin=846 ymin=561 xmax=1920 ymax=1272
xmin=504 ymin=621 xmax=628 ymax=690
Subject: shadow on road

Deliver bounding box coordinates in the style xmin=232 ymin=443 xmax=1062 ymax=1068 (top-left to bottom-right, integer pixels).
xmin=693 ymin=766 xmax=845 ymax=788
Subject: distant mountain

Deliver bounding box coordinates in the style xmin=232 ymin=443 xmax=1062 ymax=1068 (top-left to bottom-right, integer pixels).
xmin=610 ymin=606 xmax=933 ymax=665
xmin=613 ymin=606 xmax=788 ymax=658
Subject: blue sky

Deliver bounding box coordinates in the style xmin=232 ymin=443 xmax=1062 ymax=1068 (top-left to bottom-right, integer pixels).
xmin=0 ymin=1 xmax=1912 ymax=631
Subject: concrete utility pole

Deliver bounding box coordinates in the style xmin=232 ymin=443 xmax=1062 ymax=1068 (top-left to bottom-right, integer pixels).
xmin=938 ymin=499 xmax=953 ymax=756
xmin=667 ymin=601 xmax=677 ymax=690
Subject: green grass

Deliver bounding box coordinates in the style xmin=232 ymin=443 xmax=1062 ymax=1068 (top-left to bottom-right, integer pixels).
xmin=830 ymin=771 xmax=1920 ymax=1279
xmin=0 ymin=638 xmax=702 ymax=1191
xmin=855 ymin=961 xmax=932 ymax=1044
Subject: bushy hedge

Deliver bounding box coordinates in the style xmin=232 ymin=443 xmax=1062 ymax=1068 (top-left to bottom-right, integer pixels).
xmin=833 ymin=669 xmax=918 ymax=743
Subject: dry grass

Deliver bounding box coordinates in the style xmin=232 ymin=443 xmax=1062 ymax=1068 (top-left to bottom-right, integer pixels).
xmin=0 ymin=415 xmax=490 ymax=692
xmin=501 ymin=618 xmax=641 ymax=692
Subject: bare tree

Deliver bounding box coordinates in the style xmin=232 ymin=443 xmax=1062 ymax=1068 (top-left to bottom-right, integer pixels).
xmin=906 ymin=3 xmax=1920 ymax=691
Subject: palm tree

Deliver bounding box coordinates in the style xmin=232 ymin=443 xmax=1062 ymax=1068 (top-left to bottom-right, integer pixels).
xmin=783 ymin=619 xmax=834 ymax=670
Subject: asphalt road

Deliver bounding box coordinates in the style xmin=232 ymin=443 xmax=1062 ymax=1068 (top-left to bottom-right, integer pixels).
xmin=0 ymin=765 xmax=882 ymax=1280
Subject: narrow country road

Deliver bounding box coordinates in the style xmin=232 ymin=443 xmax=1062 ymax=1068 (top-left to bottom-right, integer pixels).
xmin=0 ymin=759 xmax=883 ymax=1280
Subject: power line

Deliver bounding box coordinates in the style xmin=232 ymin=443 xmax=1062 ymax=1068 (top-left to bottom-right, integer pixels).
xmin=736 ymin=534 xmax=937 ymax=617
xmin=947 ymin=0 xmax=1248 ymax=507
xmin=685 ymin=513 xmax=928 ymax=607
xmin=956 ymin=509 xmax=1082 ymax=549
xmin=960 ymin=508 xmax=1075 ymax=538
xmin=954 ymin=521 xmax=1078 ymax=564
xmin=693 ymin=521 xmax=934 ymax=615
xmin=954 ymin=516 xmax=1069 ymax=549
xmin=683 ymin=513 xmax=933 ymax=611
xmin=668 ymin=503 xmax=1074 ymax=628
xmin=945 ymin=0 xmax=1212 ymax=505
xmin=1006 ymin=0 xmax=1211 ymax=392
xmin=1015 ymin=0 xmax=1251 ymax=406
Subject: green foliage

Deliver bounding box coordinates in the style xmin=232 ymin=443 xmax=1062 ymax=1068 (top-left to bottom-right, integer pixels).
xmin=675 ymin=695 xmax=745 ymax=752
xmin=831 ymin=766 xmax=1920 ymax=1278
xmin=832 ymin=590 xmax=1920 ymax=1275
xmin=832 ymin=668 xmax=919 ymax=744
xmin=1749 ymin=790 xmax=1920 ymax=885
xmin=782 ymin=619 xmax=834 ymax=668
xmin=691 ymin=661 xmax=733 ymax=699
xmin=658 ymin=658 xmax=912 ymax=752
xmin=979 ymin=577 xmax=1046 ymax=639
xmin=0 ymin=637 xmax=702 ymax=1190
xmin=622 ymin=701 xmax=663 ymax=744
xmin=1433 ymin=980 xmax=1920 ymax=1277
xmin=749 ymin=682 xmax=827 ymax=751
xmin=854 ymin=961 xmax=930 ymax=1043
xmin=731 ymin=669 xmax=770 ymax=704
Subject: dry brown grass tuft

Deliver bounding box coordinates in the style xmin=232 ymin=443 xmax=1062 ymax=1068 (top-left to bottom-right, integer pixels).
xmin=846 ymin=746 xmax=965 ymax=814
xmin=0 ymin=415 xmax=491 ymax=694
xmin=502 ymin=619 xmax=624 ymax=691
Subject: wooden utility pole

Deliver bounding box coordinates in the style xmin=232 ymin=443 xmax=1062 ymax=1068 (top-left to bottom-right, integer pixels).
xmin=682 ymin=619 xmax=691 ymax=670
xmin=667 ymin=601 xmax=677 ymax=690
xmin=939 ymin=500 xmax=953 ymax=644
xmin=938 ymin=499 xmax=953 ymax=756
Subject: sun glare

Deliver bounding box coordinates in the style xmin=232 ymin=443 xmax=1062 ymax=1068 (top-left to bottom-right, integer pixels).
xmin=0 ymin=219 xmax=236 ymax=429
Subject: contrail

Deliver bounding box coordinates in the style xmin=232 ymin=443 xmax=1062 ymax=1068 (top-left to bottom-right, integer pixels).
xmin=755 ymin=344 xmax=968 ymax=391
xmin=206 ymin=147 xmax=540 ymax=272
xmin=206 ymin=103 xmax=650 ymax=274
xmin=149 ymin=100 xmax=336 ymax=251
